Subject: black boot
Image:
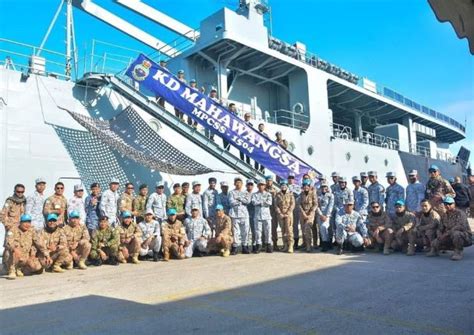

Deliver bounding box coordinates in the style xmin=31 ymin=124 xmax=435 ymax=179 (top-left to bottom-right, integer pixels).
xmin=337 ymin=244 xmax=343 ymax=255
xmin=266 ymin=244 xmax=273 ymax=253
xmin=321 ymin=241 xmax=329 ymax=252
xmin=252 ymin=245 xmax=257 ymax=253
xmin=255 ymin=244 xmax=261 ymax=254
xmin=230 ymin=246 xmax=238 ymax=256
xmin=153 ymin=251 xmax=160 ymax=262
xmin=93 ymin=258 xmax=102 ymax=267
xmin=109 ymin=256 xmax=119 ymax=266
xmin=242 ymin=246 xmax=250 ymax=254
xmin=294 ymin=238 xmax=299 ymax=250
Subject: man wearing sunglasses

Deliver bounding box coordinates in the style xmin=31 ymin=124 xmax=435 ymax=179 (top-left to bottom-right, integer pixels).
xmin=366 ymin=201 xmax=392 ymax=254
xmin=390 ymin=200 xmax=416 ymax=256
xmin=385 ymin=172 xmax=405 ymax=220
xmin=119 ymin=182 xmax=136 ymax=216
xmin=425 ymin=165 xmax=455 ymax=215
xmin=1 ymin=183 xmax=26 ymax=231
xmin=428 ymin=196 xmax=472 ymax=261
xmin=43 ymin=182 xmax=68 ymax=227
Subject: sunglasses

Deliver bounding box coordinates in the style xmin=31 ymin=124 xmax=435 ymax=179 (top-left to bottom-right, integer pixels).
xmin=127 ymin=187 xmax=134 ymax=190
xmin=371 ymin=206 xmax=380 ymax=209
xmin=387 ymin=177 xmax=395 ymax=179
xmin=56 ymin=187 xmax=64 ymax=190
xmin=16 ymin=190 xmax=25 ymax=194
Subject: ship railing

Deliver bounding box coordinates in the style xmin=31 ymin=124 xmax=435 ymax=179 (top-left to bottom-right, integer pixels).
xmin=436 ymin=150 xmax=457 ymax=163
xmin=410 ymin=144 xmax=431 ymax=158
xmin=331 ymin=123 xmax=400 ymax=151
xmin=266 ymin=109 xmax=309 ymax=131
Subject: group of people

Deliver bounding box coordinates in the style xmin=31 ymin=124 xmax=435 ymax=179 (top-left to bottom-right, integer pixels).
xmin=1 ymin=164 xmax=473 ymax=280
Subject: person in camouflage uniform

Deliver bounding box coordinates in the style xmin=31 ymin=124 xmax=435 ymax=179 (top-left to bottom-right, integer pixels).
xmin=117 ymin=211 xmax=142 ymax=264
xmin=425 ymin=165 xmax=455 ymax=215
xmin=63 ymin=210 xmax=91 ymax=270
xmin=317 ymin=182 xmax=334 ymax=252
xmin=335 ymin=201 xmax=369 ymax=255
xmin=366 ymin=201 xmax=392 ymax=254
xmin=147 ymin=182 xmax=167 ymax=223
xmin=245 ymin=180 xmax=256 ymax=248
xmin=428 ymin=196 xmax=472 ymax=260
xmin=90 ymin=215 xmax=120 ymax=266
xmin=229 ymin=177 xmax=251 ymax=255
xmin=167 ymin=183 xmax=186 ymax=221
xmin=217 ymin=181 xmax=231 ymax=215
xmin=161 ymin=208 xmax=186 ymax=261
xmin=203 ymin=177 xmax=219 ymax=235
xmin=85 ymin=182 xmax=101 ymax=234
xmin=330 ymin=172 xmax=340 ymax=194
xmin=265 ymin=175 xmax=279 ymax=250
xmin=185 ymin=181 xmax=203 ymax=217
xmin=184 ymin=206 xmax=211 ymax=258
xmin=26 ymin=178 xmax=47 ymax=231
xmin=253 ymin=180 xmax=274 ymax=253
xmin=133 ymin=184 xmax=148 ymax=223
xmin=274 ymin=180 xmax=295 ymax=253
xmin=43 ymin=182 xmax=68 ymax=227
xmin=68 ymin=184 xmax=86 ymax=224
xmin=207 ymin=205 xmax=233 ymax=257
xmin=1 ymin=183 xmax=26 ymax=231
xmin=39 ymin=213 xmax=72 ymax=273
xmin=388 ymin=200 xmax=416 ymax=256
xmin=299 ymin=180 xmax=318 ymax=252
xmin=119 ymin=182 xmax=135 ymax=215
xmin=360 ymin=172 xmax=369 ymax=189
xmin=138 ymin=209 xmax=162 ymax=262
xmin=352 ymin=176 xmax=369 ymax=220
xmin=367 ymin=171 xmax=385 ymax=210
xmin=385 ymin=172 xmax=405 ymax=219
xmin=4 ymin=214 xmax=51 ymax=280
xmin=100 ymin=179 xmax=120 ymax=227
xmin=411 ymin=199 xmax=440 ymax=251
xmin=405 ymin=170 xmax=425 ymax=214
xmin=288 ymin=174 xmax=301 ymax=249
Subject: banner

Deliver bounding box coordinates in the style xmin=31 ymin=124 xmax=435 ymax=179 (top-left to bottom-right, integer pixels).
xmin=126 ymin=54 xmax=320 ymax=181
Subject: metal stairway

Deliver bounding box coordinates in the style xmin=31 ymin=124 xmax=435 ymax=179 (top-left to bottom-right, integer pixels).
xmin=80 ymin=73 xmax=269 ymax=182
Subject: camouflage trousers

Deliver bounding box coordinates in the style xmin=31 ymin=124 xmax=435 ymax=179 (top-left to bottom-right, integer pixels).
xmin=89 ymin=246 xmax=119 ymax=261
xmin=432 ymin=231 xmax=472 ymax=251
xmin=317 ymin=216 xmax=331 ymax=242
xmin=69 ymin=240 xmax=92 ymax=263
xmin=185 ymin=238 xmax=208 ymax=258
xmin=139 ymin=236 xmax=161 ymax=257
xmin=311 ymin=216 xmax=319 ymax=247
xmin=410 ymin=228 xmax=436 ymax=249
xmin=278 ymin=215 xmax=293 ymax=246
xmin=390 ymin=228 xmax=416 ymax=251
xmin=40 ymin=248 xmax=72 ymax=268
xmin=301 ymin=219 xmax=314 ymax=249
xmin=255 ymin=219 xmax=272 ymax=245
xmin=271 ymin=208 xmax=279 ymax=245
xmin=163 ymin=241 xmax=185 ymax=260
xmin=369 ymin=227 xmax=392 ymax=247
xmin=4 ymin=249 xmax=43 ymax=274
xmin=118 ymin=238 xmax=141 ymax=262
xmin=208 ymin=234 xmax=232 ymax=252
xmin=232 ymin=218 xmax=250 ymax=247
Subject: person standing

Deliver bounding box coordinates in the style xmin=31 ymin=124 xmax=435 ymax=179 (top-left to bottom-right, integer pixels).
xmin=185 ymin=181 xmax=203 ymax=217
xmin=245 ymin=180 xmax=256 ymax=249
xmin=85 ymin=183 xmax=101 ymax=235
xmin=68 ymin=184 xmax=86 ymax=224
xmin=367 ymin=171 xmax=385 ymax=210
xmin=203 ymin=177 xmax=219 ymax=235
xmin=274 ymin=180 xmax=295 ymax=253
xmin=385 ymin=172 xmax=405 ymax=219
xmin=25 ymin=177 xmax=47 ymax=232
xmin=405 ymin=170 xmax=425 ymax=215
xmin=119 ymin=182 xmax=135 ymax=215
xmin=1 ymin=184 xmax=26 ymax=231
xmin=252 ymin=180 xmax=273 ymax=253
xmin=147 ymin=182 xmax=167 ymax=224
xmin=425 ymin=165 xmax=455 ymax=215
xmin=133 ymin=184 xmax=149 ymax=223
xmin=43 ymin=182 xmax=68 ymax=227
xmin=317 ymin=182 xmax=334 ymax=252
xmin=167 ymin=183 xmax=186 ymax=221
xmin=299 ymin=180 xmax=318 ymax=252
xmin=288 ymin=174 xmax=301 ymax=249
xmin=229 ymin=177 xmax=251 ymax=255
xmin=99 ymin=179 xmax=120 ymax=227
xmin=265 ymin=176 xmax=279 ymax=250
xmin=352 ymin=176 xmax=369 ymax=221
xmin=450 ymin=176 xmax=471 ymax=214
xmin=217 ymin=181 xmax=231 ymax=215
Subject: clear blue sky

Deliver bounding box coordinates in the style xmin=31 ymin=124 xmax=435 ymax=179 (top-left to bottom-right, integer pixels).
xmin=1 ymin=0 xmax=473 ymax=164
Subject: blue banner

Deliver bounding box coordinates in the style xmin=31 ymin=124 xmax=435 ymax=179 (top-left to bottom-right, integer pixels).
xmin=126 ymin=54 xmax=320 ymax=181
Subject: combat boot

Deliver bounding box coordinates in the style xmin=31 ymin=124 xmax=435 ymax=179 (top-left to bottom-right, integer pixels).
xmin=242 ymin=246 xmax=250 ymax=254
xmin=66 ymin=261 xmax=74 ymax=270
xmin=230 ymin=246 xmax=238 ymax=255
xmin=163 ymin=251 xmax=170 ymax=261
xmin=273 ymin=242 xmax=280 ymax=251
xmin=222 ymin=249 xmax=230 ymax=257
xmin=153 ymin=251 xmax=160 ymax=262
xmin=52 ymin=264 xmax=65 ymax=273
xmin=266 ymin=244 xmax=273 ymax=253
xmin=337 ymin=244 xmax=343 ymax=255
xmin=383 ymin=246 xmax=391 ymax=255
xmin=252 ymin=245 xmax=257 ymax=253
xmin=426 ymin=247 xmax=438 ymax=257
xmin=16 ymin=268 xmax=24 ymax=277
xmin=451 ymin=249 xmax=463 ymax=261
xmin=255 ymin=244 xmax=261 ymax=254
xmin=282 ymin=242 xmax=289 ymax=253
xmin=93 ymin=258 xmax=102 ymax=266
xmin=7 ymin=268 xmax=16 ymax=280
xmin=321 ymin=241 xmax=329 ymax=252
xmin=109 ymin=256 xmax=119 ymax=266
xmin=406 ymin=244 xmax=415 ymax=256
xmin=78 ymin=259 xmax=87 ymax=270
xmin=294 ymin=238 xmax=299 ymax=250
xmin=306 ymin=241 xmax=312 ymax=253
xmin=131 ymin=254 xmax=140 ymax=264
xmin=288 ymin=240 xmax=294 ymax=254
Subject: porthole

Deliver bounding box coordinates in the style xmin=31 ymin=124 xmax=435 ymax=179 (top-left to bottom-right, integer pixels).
xmin=307 ymin=145 xmax=314 ymax=155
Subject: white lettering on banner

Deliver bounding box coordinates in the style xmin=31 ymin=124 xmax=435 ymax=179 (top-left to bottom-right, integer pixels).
xmin=181 ymin=88 xmax=199 ymax=103
xmin=152 ymin=70 xmax=168 ymax=83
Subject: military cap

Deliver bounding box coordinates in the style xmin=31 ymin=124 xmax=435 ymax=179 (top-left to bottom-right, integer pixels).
xmin=74 ymin=184 xmax=84 ymax=192
xmin=121 ymin=211 xmax=132 ymax=218
xmin=159 ymin=59 xmax=167 ymax=64
xmin=191 ymin=205 xmax=200 ymax=210
xmin=90 ymin=182 xmax=100 ymax=189
xmin=443 ymin=196 xmax=455 ymax=204
xmin=338 ymin=176 xmax=347 ymax=182
xmin=216 ymin=204 xmax=224 ymax=211
xmin=318 ymin=175 xmax=326 ymax=180
xmin=177 ymin=69 xmax=184 ymax=74
xmin=288 ymin=174 xmax=295 ymax=179
xmin=220 ymin=181 xmax=228 ymax=187
xmin=275 ymin=131 xmax=282 ymax=136
xmin=395 ymin=199 xmax=405 ymax=207
xmin=208 ymin=177 xmax=217 ymax=184
xmin=173 ymin=183 xmax=181 ymax=189
xmin=182 ymin=182 xmax=190 ymax=187
xmin=352 ymin=176 xmax=361 ymax=182
xmin=234 ymin=176 xmax=243 ymax=182
xmin=139 ymin=183 xmax=148 ymax=190
xmin=20 ymin=214 xmax=32 ymax=222
xmin=167 ymin=208 xmax=177 ymax=216
xmin=192 ymin=181 xmax=201 ymax=187
xmin=320 ymin=182 xmax=329 ymax=187
xmin=345 ymin=200 xmax=355 ymax=205
xmin=110 ymin=178 xmax=120 ymax=185
xmin=155 ymin=182 xmax=164 ymax=188
xmin=386 ymin=172 xmax=396 ymax=178
xmin=331 ymin=171 xmax=340 ymax=177
xmin=69 ymin=210 xmax=80 ymax=219
xmin=360 ymin=172 xmax=368 ymax=178
xmin=35 ymin=177 xmax=46 ymax=185
xmin=190 ymin=79 xmax=197 ymax=84
xmin=47 ymin=213 xmax=58 ymax=221
xmin=448 ymin=177 xmax=455 ymax=184
xmin=210 ymin=87 xmax=217 ymax=92
xmin=429 ymin=164 xmax=439 ymax=171
xmin=265 ymin=175 xmax=273 ymax=180
xmin=280 ymin=179 xmax=288 ymax=185
xmin=408 ymin=170 xmax=418 ymax=176
xmin=257 ymin=179 xmax=266 ymax=185
xmin=145 ymin=209 xmax=154 ymax=215
xmin=368 ymin=171 xmax=377 ymax=176
xmin=246 ymin=179 xmax=254 ymax=185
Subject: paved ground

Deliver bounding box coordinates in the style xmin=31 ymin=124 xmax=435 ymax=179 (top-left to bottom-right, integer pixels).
xmin=1 ymin=232 xmax=473 ymax=335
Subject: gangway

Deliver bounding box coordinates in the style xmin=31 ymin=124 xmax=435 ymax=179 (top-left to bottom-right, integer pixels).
xmin=80 ymin=73 xmax=270 ymax=182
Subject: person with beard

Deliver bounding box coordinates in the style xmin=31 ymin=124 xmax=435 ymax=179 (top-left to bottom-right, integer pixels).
xmin=161 ymin=208 xmax=186 ymax=261
xmin=366 ymin=201 xmax=393 ymax=254
xmin=274 ymin=180 xmax=295 ymax=253
xmin=317 ymin=182 xmax=334 ymax=252
xmin=425 ymin=165 xmax=455 ymax=215
xmin=1 ymin=184 xmax=26 ymax=231
xmin=299 ymin=180 xmax=318 ymax=253
xmin=389 ymin=200 xmax=417 ymax=256
xmin=43 ymin=182 xmax=68 ymax=227
xmin=26 ymin=178 xmax=47 ymax=232
xmin=4 ymin=214 xmax=51 ymax=280
xmin=39 ymin=213 xmax=72 ymax=273
xmin=410 ymin=200 xmax=440 ymax=252
xmin=405 ymin=170 xmax=425 ymax=215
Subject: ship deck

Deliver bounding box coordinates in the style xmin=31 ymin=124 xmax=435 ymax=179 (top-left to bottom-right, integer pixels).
xmin=1 ymin=219 xmax=473 ymax=335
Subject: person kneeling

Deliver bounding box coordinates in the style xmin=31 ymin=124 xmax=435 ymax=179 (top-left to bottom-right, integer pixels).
xmin=39 ymin=214 xmax=72 ymax=273
xmin=335 ymin=201 xmax=369 ymax=255
xmin=162 ymin=208 xmax=186 ymax=261
xmin=139 ymin=209 xmax=162 ymax=261
xmin=207 ymin=205 xmax=233 ymax=257
xmin=89 ymin=215 xmax=120 ymax=266
xmin=117 ymin=211 xmax=142 ymax=264
xmin=184 ymin=206 xmax=211 ymax=258
xmin=64 ymin=210 xmax=91 ymax=269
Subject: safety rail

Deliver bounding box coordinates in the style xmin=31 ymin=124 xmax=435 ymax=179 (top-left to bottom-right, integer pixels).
xmin=266 ymin=109 xmax=309 ymax=131
xmin=331 ymin=123 xmax=400 ymax=151
xmin=410 ymin=144 xmax=431 ymax=158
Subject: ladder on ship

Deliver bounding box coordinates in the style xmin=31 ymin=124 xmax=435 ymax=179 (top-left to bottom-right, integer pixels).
xmin=80 ymin=73 xmax=269 ymax=182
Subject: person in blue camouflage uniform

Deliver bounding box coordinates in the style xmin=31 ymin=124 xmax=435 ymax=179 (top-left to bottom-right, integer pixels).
xmin=360 ymin=172 xmax=369 ymax=189
xmin=317 ymin=182 xmax=334 ymax=251
xmin=385 ymin=172 xmax=405 ymax=219
xmin=85 ymin=183 xmax=101 ymax=235
xmin=185 ymin=181 xmax=203 ymax=217
xmin=330 ymin=172 xmax=340 ymax=194
xmin=99 ymin=179 xmax=120 ymax=227
xmin=202 ymin=177 xmax=219 ymax=235
xmin=335 ymin=201 xmax=369 ymax=255
xmin=252 ymin=180 xmax=273 ymax=253
xmin=184 ymin=206 xmax=211 ymax=257
xmin=352 ymin=176 xmax=369 ymax=221
xmin=405 ymin=170 xmax=426 ymax=215
xmin=367 ymin=171 xmax=385 ymax=210
xmin=229 ymin=177 xmax=251 ymax=255
xmin=217 ymin=181 xmax=231 ymax=215
xmin=245 ymin=180 xmax=257 ymax=249
xmin=287 ymin=174 xmax=301 ymax=250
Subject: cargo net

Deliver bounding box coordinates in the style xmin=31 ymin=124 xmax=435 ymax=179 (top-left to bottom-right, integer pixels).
xmin=54 ymin=125 xmax=129 ymax=190
xmin=66 ymin=106 xmax=213 ymax=175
